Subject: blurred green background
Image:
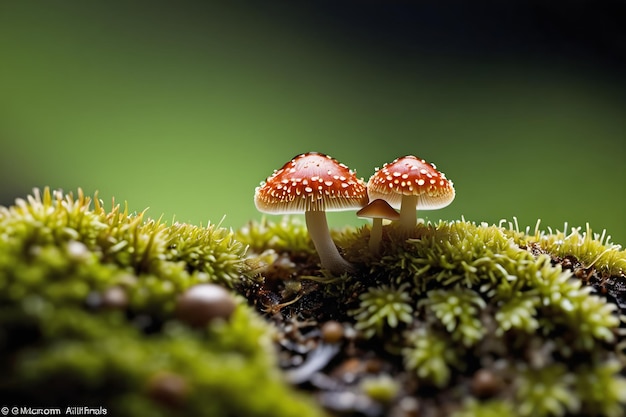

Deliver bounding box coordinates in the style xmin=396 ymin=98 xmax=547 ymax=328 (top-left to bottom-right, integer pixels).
xmin=1 ymin=1 xmax=624 ymax=242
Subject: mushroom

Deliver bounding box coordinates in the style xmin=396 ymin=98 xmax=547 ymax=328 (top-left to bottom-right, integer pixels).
xmin=356 ymin=199 xmax=399 ymax=254
xmin=367 ymin=155 xmax=455 ymax=233
xmin=255 ymin=152 xmax=368 ymax=274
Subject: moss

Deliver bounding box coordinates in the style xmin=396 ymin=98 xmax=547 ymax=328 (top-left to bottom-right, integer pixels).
xmin=12 ymin=307 xmax=317 ymax=416
xmin=421 ymin=286 xmax=486 ymax=348
xmin=244 ymin=216 xmax=626 ymax=416
xmin=452 ymin=399 xmax=516 ymax=417
xmin=349 ymin=283 xmax=413 ymax=339
xmin=0 ymin=188 xmax=324 ymax=417
xmin=359 ymin=374 xmax=400 ymax=403
xmin=514 ymin=363 xmax=580 ymax=416
xmin=236 ymin=216 xmax=315 ymax=256
xmin=502 ymin=218 xmax=626 ymax=276
xmin=402 ymin=326 xmax=460 ymax=388
xmin=3 ymin=188 xmax=626 ymax=417
xmin=574 ymin=361 xmax=626 ymax=417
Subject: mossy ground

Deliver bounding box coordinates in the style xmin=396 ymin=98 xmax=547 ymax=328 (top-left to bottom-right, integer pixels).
xmin=1 ymin=188 xmax=626 ymax=417
xmin=237 ymin=217 xmax=626 ymax=417
xmin=0 ymin=189 xmax=323 ymax=417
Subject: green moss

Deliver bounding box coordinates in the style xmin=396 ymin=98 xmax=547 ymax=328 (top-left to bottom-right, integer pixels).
xmin=402 ymin=326 xmax=460 ymax=388
xmin=514 ymin=363 xmax=580 ymax=416
xmin=12 ymin=307 xmax=318 ymax=416
xmin=235 ymin=216 xmax=314 ymax=256
xmin=421 ymin=286 xmax=486 ymax=348
xmin=452 ymin=399 xmax=516 ymax=417
xmin=3 ymin=188 xmax=626 ymax=417
xmin=494 ymin=291 xmax=540 ymax=335
xmin=349 ymin=283 xmax=413 ymax=339
xmin=0 ymin=188 xmax=323 ymax=417
xmin=250 ymin=216 xmax=626 ymax=416
xmin=359 ymin=374 xmax=400 ymax=403
xmin=503 ymin=218 xmax=626 ymax=276
xmin=574 ymin=361 xmax=626 ymax=417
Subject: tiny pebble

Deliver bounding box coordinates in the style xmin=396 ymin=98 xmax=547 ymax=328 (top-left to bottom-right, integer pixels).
xmin=176 ymin=284 xmax=237 ymax=327
xmin=333 ymin=358 xmax=363 ymax=384
xmin=101 ymin=286 xmax=128 ymax=310
xmin=321 ymin=320 xmax=344 ymax=343
xmin=390 ymin=396 xmax=420 ymax=417
xmin=470 ymin=368 xmax=503 ymax=398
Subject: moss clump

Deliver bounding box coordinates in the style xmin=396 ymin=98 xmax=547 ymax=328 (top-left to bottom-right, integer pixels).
xmin=402 ymin=326 xmax=461 ymax=388
xmin=236 ymin=216 xmax=315 ymax=256
xmin=349 ymin=283 xmax=413 ymax=339
xmin=420 ymin=286 xmax=486 ymax=348
xmin=0 ymin=188 xmax=324 ymax=417
xmin=503 ymin=218 xmax=626 ymax=276
xmin=243 ymin=216 xmax=626 ymax=417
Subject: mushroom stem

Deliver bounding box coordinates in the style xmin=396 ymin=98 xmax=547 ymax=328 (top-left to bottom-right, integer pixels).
xmin=369 ymin=218 xmax=383 ymax=254
xmin=399 ymin=194 xmax=419 ymax=232
xmin=305 ymin=210 xmax=354 ymax=274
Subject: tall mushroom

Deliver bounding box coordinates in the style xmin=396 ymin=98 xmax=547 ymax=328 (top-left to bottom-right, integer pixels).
xmin=367 ymin=155 xmax=455 ymax=234
xmin=357 ymin=199 xmax=399 ymax=254
xmin=254 ymin=152 xmax=368 ymax=274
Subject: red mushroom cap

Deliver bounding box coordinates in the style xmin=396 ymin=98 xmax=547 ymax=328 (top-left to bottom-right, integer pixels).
xmin=255 ymin=152 xmax=368 ymax=214
xmin=367 ymin=155 xmax=455 ymax=210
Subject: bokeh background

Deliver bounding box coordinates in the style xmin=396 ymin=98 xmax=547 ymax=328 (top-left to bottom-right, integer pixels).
xmin=1 ymin=1 xmax=625 ymax=242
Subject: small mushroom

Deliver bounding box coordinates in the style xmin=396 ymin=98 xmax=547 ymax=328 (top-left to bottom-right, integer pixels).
xmin=255 ymin=152 xmax=368 ymax=274
xmin=367 ymin=155 xmax=455 ymax=233
xmin=357 ymin=199 xmax=399 ymax=254
xmin=175 ymin=284 xmax=237 ymax=327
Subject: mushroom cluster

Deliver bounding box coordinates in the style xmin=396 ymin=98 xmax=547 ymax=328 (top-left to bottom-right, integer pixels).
xmin=254 ymin=152 xmax=455 ymax=274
